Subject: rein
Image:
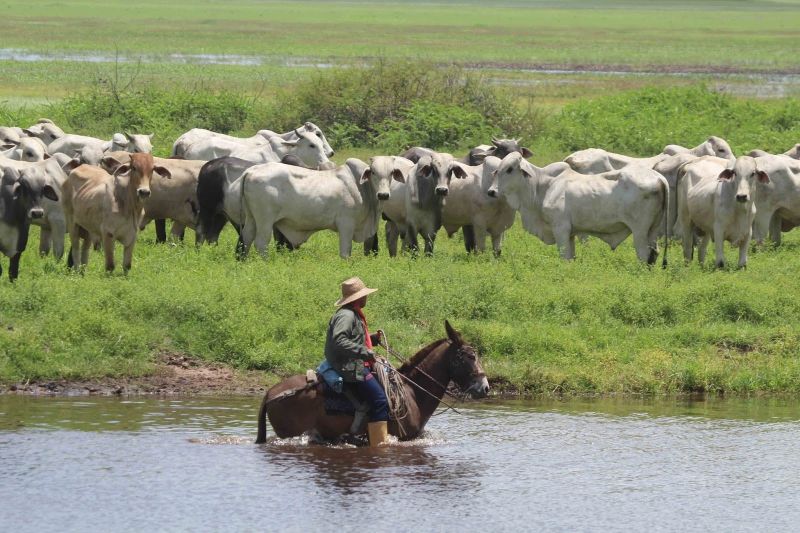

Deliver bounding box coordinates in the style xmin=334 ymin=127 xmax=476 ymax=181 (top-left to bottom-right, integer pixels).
xmin=376 ymin=331 xmax=463 ymax=415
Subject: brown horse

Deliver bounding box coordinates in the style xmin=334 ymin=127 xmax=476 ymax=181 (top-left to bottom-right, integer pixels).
xmin=256 ymin=320 xmax=489 ymax=444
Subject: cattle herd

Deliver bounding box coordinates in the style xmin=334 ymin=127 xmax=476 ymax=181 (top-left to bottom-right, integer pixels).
xmin=1 ymin=117 xmax=799 ymax=280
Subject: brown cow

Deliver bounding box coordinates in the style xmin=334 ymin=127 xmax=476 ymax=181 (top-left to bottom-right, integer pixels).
xmin=62 ymin=152 xmax=170 ymax=272
xmin=103 ymin=152 xmax=204 ymax=243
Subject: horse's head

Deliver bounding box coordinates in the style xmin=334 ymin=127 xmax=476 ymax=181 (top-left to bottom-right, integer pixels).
xmin=444 ymin=320 xmax=489 ymax=398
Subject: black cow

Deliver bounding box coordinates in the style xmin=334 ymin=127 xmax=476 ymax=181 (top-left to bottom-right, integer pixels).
xmin=195 ymin=157 xmax=295 ymax=254
xmin=0 ymin=168 xmax=58 ymax=280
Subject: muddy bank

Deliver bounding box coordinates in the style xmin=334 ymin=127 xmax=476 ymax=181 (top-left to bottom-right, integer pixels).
xmin=0 ymin=353 xmax=272 ymax=397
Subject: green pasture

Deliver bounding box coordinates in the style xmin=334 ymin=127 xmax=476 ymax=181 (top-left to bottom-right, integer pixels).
xmin=2 ymin=217 xmax=800 ymax=395
xmin=1 ymin=0 xmax=799 ymax=105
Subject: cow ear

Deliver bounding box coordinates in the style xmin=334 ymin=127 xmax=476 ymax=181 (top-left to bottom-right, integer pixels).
xmin=154 ymin=166 xmax=172 ymax=179
xmin=123 ymin=131 xmax=133 ymax=140
xmin=521 ymin=147 xmax=534 ymax=158
xmin=114 ymin=164 xmax=132 ymax=176
xmin=102 ymin=156 xmax=124 ymax=174
xmin=62 ymin=157 xmax=82 ymax=173
xmin=148 ymin=133 xmax=154 ymax=139
xmin=718 ymin=169 xmax=735 ymax=181
xmin=522 ymin=167 xmax=534 ymax=179
xmin=43 ymin=153 xmax=51 ymax=160
xmin=42 ymin=184 xmax=59 ymax=202
xmin=756 ymin=170 xmax=770 ymax=184
xmin=360 ymin=168 xmax=372 ymax=184
xmin=391 ymin=168 xmax=406 ymax=183
xmin=22 ymin=129 xmax=36 ymax=137
xmin=11 ymin=181 xmax=21 ymax=200
xmin=451 ymin=163 xmax=468 ymax=179
xmin=281 ymin=139 xmax=298 ymax=147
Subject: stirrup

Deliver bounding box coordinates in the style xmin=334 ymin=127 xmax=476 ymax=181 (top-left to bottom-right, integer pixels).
xmin=338 ymin=433 xmax=369 ymax=447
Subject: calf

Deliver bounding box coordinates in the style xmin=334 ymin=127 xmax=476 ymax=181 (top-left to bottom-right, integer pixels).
xmin=0 ymin=168 xmax=58 ymax=280
xmin=23 ymin=120 xmax=65 ymax=146
xmin=103 ymin=152 xmax=204 ymax=243
xmin=62 ymin=153 xmax=169 ymax=272
xmin=488 ymin=153 xmax=668 ymax=264
xmin=1 ymin=137 xmax=49 ymax=162
xmin=663 ymin=136 xmax=735 ymax=160
xmin=676 ymin=156 xmax=768 ymax=268
xmin=361 ymin=156 xmax=414 ymax=256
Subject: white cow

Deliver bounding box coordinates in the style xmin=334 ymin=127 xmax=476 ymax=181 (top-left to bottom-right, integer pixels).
xmin=22 ymin=120 xmax=65 ymax=146
xmin=564 ymin=149 xmax=668 ymax=174
xmin=240 ymin=159 xmax=396 ymax=258
xmin=441 ymin=156 xmax=516 ymax=256
xmin=361 ymin=156 xmax=414 ymax=257
xmin=663 ymin=136 xmax=735 ymax=160
xmin=488 ymin=153 xmax=669 ymax=264
xmin=172 ymin=122 xmax=334 ymax=158
xmin=747 ymin=144 xmax=800 ymax=160
xmin=750 ymin=154 xmax=800 ymax=245
xmin=0 ymin=127 xmax=22 ymax=148
xmin=183 ymin=129 xmax=331 ymax=169
xmin=0 ymin=137 xmax=49 ymax=162
xmin=676 ymin=156 xmax=769 ymax=268
xmin=48 ymin=132 xmax=153 ymax=160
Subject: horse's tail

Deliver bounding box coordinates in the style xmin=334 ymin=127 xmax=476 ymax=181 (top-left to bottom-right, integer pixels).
xmin=255 ymin=392 xmax=269 ymax=444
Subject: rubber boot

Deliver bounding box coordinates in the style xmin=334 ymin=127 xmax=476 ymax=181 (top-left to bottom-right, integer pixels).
xmin=368 ymin=421 xmax=389 ymax=447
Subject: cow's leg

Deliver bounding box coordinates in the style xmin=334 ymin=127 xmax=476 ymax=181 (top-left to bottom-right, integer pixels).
xmin=405 ymin=226 xmax=419 ymax=255
xmin=769 ymin=213 xmax=782 ymax=246
xmin=363 ymin=233 xmax=379 ymax=256
xmin=337 ymin=222 xmax=354 ymax=258
xmin=462 ymin=225 xmax=476 ymax=253
xmin=738 ymin=237 xmax=749 ymax=268
xmin=423 ymin=232 xmax=435 ymax=256
xmin=386 ymin=221 xmax=400 ymax=257
xmin=473 ymin=226 xmax=488 ymax=253
xmin=51 ymin=219 xmax=66 ymax=261
xmin=632 ymin=227 xmax=657 ymax=264
xmin=154 ymin=219 xmax=167 ymax=243
xmin=491 ymin=231 xmax=505 ymax=258
xmin=697 ymin=234 xmax=710 ymax=264
xmin=68 ymin=224 xmax=82 ymax=269
xmin=554 ymin=225 xmax=574 ymax=260
xmin=39 ymin=227 xmax=52 ymax=257
xmin=80 ymin=234 xmax=92 ymax=267
xmin=122 ymin=241 xmax=135 ymax=272
xmin=253 ymin=223 xmax=273 ymax=257
xmin=682 ymin=224 xmax=695 ymax=263
xmin=239 ymin=219 xmax=256 ymax=259
xmin=713 ymin=224 xmax=726 ymax=268
xmin=103 ymin=233 xmax=116 ymax=272
xmin=171 ymin=222 xmax=186 ymax=242
xmin=8 ymin=252 xmax=21 ymax=281
xmin=273 ymin=228 xmax=294 ymax=251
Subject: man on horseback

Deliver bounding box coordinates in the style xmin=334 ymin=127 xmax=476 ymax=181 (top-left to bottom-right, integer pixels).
xmin=324 ymin=277 xmax=390 ymax=446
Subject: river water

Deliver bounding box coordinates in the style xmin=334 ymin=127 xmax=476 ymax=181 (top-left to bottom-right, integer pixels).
xmin=1 ymin=395 xmax=799 ymax=532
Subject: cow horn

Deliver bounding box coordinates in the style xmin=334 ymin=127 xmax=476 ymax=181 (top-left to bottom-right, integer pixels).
xmin=491 ymin=136 xmax=500 ymax=146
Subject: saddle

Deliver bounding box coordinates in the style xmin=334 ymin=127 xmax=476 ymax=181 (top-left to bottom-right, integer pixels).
xmin=304 ymin=369 xmax=361 ymax=416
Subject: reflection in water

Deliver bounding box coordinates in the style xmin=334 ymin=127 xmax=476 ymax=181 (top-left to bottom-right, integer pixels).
xmin=1 ymin=395 xmax=800 ymax=531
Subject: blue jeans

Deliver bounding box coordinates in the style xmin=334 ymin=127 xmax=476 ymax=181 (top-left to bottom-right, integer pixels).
xmin=357 ymin=369 xmax=389 ymax=422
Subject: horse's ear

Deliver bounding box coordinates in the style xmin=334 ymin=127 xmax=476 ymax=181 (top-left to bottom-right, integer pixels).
xmin=445 ymin=320 xmax=462 ymax=344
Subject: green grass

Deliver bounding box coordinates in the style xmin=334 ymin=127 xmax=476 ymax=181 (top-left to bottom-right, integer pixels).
xmin=1 ymin=0 xmax=799 ymax=105
xmin=2 ymin=201 xmax=800 ymax=395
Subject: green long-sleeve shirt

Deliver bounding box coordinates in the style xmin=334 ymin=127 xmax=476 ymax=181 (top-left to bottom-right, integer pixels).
xmin=324 ymin=306 xmax=379 ymax=382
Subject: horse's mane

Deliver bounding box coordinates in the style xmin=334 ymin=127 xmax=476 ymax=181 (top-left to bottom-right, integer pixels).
xmin=398 ymin=338 xmax=450 ymax=373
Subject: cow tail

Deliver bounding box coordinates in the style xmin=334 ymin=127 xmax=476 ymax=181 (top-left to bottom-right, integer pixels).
xmin=659 ymin=174 xmax=669 ymax=269
xmin=236 ymin=171 xmax=247 ymax=259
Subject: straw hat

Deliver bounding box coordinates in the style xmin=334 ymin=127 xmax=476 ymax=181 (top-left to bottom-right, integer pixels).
xmin=334 ymin=277 xmax=378 ymax=307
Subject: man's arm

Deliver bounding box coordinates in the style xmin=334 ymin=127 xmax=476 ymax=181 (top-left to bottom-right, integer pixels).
xmin=331 ymin=311 xmax=374 ymax=360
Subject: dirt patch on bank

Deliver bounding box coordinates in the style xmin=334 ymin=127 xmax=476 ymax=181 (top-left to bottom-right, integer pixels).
xmin=0 ymin=353 xmax=274 ymax=397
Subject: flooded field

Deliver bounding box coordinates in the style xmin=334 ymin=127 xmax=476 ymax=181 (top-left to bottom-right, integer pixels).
xmin=2 ymin=395 xmax=799 ymax=531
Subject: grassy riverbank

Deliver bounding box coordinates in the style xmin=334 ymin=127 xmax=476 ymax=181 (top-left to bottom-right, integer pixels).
xmin=2 ymin=218 xmax=800 ymax=395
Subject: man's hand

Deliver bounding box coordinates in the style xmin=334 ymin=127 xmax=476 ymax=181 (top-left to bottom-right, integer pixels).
xmin=375 ymin=329 xmax=385 ymax=345
xmin=366 ymin=349 xmax=376 ymax=362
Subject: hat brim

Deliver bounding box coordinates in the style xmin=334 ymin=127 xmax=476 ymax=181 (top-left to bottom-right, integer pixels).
xmin=334 ymin=287 xmax=378 ymax=307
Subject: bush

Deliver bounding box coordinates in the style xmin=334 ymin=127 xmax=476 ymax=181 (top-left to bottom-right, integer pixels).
xmin=267 ymin=59 xmax=541 ymax=149
xmin=543 ymin=85 xmax=800 ymax=156
xmin=374 ymin=100 xmax=496 ymax=153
